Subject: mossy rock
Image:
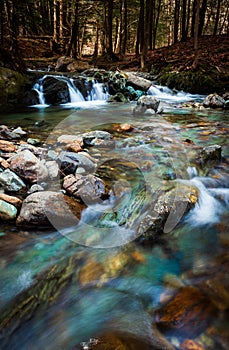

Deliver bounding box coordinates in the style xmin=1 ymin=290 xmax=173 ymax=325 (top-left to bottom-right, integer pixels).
xmin=0 ymin=67 xmax=27 ymax=112
xmin=156 ymin=66 xmax=228 ymax=94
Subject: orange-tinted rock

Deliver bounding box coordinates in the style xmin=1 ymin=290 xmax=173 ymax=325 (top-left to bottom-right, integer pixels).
xmin=0 ymin=140 xmax=16 ymax=152
xmin=66 ymin=140 xmax=83 ymax=153
xmin=180 ymin=339 xmax=205 ymax=350
xmin=0 ymin=193 xmax=22 ymax=208
xmin=155 ymin=287 xmax=216 ymax=337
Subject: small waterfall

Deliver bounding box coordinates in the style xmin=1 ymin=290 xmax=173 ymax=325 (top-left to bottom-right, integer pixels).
xmin=88 ymin=81 xmax=109 ymax=101
xmin=187 ymin=166 xmax=198 ymax=179
xmin=68 ymin=78 xmax=85 ymax=102
xmin=147 ymin=84 xmax=205 ymax=103
xmin=33 ymin=79 xmax=47 ymax=106
xmin=32 ymin=75 xmax=109 ymax=107
xmin=186 ymin=178 xmax=224 ymax=225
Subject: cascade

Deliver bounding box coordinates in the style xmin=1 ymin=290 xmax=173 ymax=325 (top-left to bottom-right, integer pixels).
xmin=147 ymin=84 xmax=204 ymax=103
xmin=32 ymin=75 xmax=109 ymax=107
xmin=186 ymin=177 xmax=224 ymax=225
xmin=88 ymin=81 xmax=109 ymax=101
xmin=32 ymin=79 xmax=47 ymax=106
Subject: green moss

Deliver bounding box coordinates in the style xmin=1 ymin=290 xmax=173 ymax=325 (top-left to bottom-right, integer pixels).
xmin=156 ymin=64 xmax=228 ymax=94
xmin=0 ymin=67 xmax=27 ymax=111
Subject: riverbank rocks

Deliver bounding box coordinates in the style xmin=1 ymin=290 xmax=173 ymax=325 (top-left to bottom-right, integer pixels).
xmin=133 ymin=95 xmax=160 ymax=115
xmin=0 ymin=125 xmax=26 ymax=140
xmin=203 ymin=93 xmax=225 ymax=108
xmin=9 ymin=149 xmax=48 ymax=183
xmin=0 ymin=193 xmax=22 ymax=208
xmin=16 ymin=191 xmax=83 ymax=228
xmin=63 ymin=174 xmax=107 ymax=203
xmin=0 ymin=140 xmax=16 ymax=152
xmin=0 ymin=169 xmax=26 ymax=192
xmin=0 ymin=199 xmax=17 ymax=220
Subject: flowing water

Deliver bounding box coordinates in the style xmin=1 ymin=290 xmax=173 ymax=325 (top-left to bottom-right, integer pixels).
xmin=0 ymin=80 xmax=228 ymax=349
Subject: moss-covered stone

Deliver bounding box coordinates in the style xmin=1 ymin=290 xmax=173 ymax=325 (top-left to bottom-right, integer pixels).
xmin=0 ymin=67 xmax=27 ymax=112
xmin=156 ymin=65 xmax=228 ymax=94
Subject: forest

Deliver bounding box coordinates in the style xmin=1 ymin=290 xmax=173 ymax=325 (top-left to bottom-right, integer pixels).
xmin=0 ymin=0 xmax=228 ymax=69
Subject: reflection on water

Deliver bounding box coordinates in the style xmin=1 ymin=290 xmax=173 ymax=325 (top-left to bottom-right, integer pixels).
xmin=0 ymin=98 xmax=228 ymax=349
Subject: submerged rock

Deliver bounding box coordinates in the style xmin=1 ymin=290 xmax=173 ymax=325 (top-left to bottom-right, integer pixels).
xmin=155 ymin=286 xmax=216 ymax=338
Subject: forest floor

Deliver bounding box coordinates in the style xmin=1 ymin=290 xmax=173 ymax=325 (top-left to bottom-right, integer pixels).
xmin=19 ymin=34 xmax=229 ymax=94
xmin=1 ymin=34 xmax=228 ymax=94
xmin=20 ymin=34 xmax=228 ymax=74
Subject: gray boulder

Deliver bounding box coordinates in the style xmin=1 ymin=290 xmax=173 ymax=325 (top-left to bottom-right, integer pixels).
xmin=133 ymin=95 xmax=160 ymax=114
xmin=203 ymin=94 xmax=225 ymax=108
xmin=126 ymin=72 xmax=152 ymax=91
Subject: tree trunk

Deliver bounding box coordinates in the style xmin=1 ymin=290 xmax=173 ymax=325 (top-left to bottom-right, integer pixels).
xmin=66 ymin=0 xmax=79 ymax=58
xmin=153 ymin=0 xmax=162 ymax=49
xmin=121 ymin=0 xmax=127 ymax=54
xmin=53 ymin=0 xmax=59 ymax=43
xmin=93 ymin=20 xmax=99 ymax=58
xmin=213 ymin=0 xmax=221 ymax=35
xmin=181 ymin=0 xmax=187 ymax=41
xmin=198 ymin=0 xmax=207 ymax=35
xmin=192 ymin=0 xmax=200 ymax=70
xmin=174 ymin=0 xmax=180 ymax=44
xmin=135 ymin=0 xmax=144 ymax=55
xmin=141 ymin=0 xmax=150 ymax=70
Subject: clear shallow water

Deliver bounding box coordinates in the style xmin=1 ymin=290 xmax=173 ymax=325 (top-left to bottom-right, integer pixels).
xmin=0 ymin=93 xmax=229 ymax=349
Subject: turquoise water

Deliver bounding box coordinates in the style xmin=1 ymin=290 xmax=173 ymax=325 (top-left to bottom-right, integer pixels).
xmin=0 ymin=98 xmax=228 ymax=349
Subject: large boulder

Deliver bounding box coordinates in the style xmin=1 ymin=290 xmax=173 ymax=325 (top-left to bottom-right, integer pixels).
xmin=133 ymin=95 xmax=160 ymax=114
xmin=42 ymin=76 xmax=70 ymax=104
xmin=137 ymin=182 xmax=199 ymax=238
xmin=203 ymin=93 xmax=225 ymax=108
xmin=126 ymin=72 xmax=152 ymax=91
xmin=16 ymin=191 xmax=83 ymax=228
xmin=58 ymin=151 xmax=96 ymax=175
